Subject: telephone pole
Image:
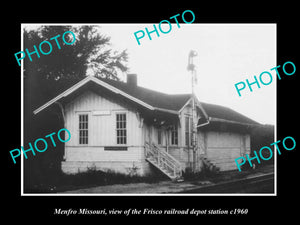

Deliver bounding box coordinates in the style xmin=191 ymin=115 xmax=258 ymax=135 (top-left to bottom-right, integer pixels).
xmin=187 ymin=50 xmax=198 ymax=172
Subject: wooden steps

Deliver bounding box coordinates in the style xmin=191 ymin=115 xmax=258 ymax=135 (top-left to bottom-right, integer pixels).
xmin=145 ymin=142 xmax=183 ymax=181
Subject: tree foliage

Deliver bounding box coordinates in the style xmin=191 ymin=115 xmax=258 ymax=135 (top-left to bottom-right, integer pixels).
xmin=23 ymin=26 xmax=129 ymax=192
xmin=24 ymin=25 xmax=128 ymax=80
xmin=24 ymin=25 xmax=128 ymax=111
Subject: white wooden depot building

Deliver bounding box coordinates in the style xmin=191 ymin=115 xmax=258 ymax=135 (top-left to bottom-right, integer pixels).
xmin=34 ymin=74 xmax=259 ymax=180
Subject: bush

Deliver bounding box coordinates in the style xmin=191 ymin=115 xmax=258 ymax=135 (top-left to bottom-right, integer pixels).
xmin=183 ymin=163 xmax=218 ymax=181
xmin=24 ymin=166 xmax=167 ymax=193
xmin=250 ymin=124 xmax=275 ymax=168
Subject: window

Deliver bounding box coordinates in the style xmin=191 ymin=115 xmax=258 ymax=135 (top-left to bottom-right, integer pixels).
xmin=157 ymin=129 xmax=162 ymax=145
xmin=79 ymin=114 xmax=88 ymax=144
xmin=116 ymin=113 xmax=127 ymax=144
xmin=185 ymin=116 xmax=192 ymax=146
xmin=171 ymin=125 xmax=178 ymax=145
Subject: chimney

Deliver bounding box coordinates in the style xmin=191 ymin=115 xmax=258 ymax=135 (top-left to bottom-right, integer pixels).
xmin=127 ymin=74 xmax=137 ymax=87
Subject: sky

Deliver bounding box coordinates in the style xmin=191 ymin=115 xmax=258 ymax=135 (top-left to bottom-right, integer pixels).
xmin=99 ymin=24 xmax=276 ymax=125
xmin=23 ymin=23 xmax=276 ymax=125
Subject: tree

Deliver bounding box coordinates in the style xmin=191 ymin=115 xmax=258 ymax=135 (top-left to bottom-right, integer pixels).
xmin=24 ymin=25 xmax=128 ymax=81
xmin=23 ymin=25 xmax=129 ymax=192
xmin=24 ymin=25 xmax=129 ymax=112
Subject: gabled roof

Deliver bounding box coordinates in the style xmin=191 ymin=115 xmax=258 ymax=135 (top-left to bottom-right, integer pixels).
xmin=96 ymin=77 xmax=192 ymax=112
xmin=200 ymin=102 xmax=259 ymax=125
xmin=33 ymin=76 xmax=259 ymax=126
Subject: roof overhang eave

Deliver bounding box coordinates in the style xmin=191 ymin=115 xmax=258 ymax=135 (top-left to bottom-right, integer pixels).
xmin=33 ymin=76 xmax=156 ymax=115
xmin=209 ymin=117 xmax=258 ymax=127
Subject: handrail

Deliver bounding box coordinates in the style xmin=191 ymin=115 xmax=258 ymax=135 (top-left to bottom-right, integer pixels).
xmin=145 ymin=142 xmax=182 ymax=178
xmin=151 ymin=143 xmax=182 ymax=168
xmin=145 ymin=143 xmax=178 ymax=168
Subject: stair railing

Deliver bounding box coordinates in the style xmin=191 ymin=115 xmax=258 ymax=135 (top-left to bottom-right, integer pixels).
xmin=145 ymin=142 xmax=182 ymax=178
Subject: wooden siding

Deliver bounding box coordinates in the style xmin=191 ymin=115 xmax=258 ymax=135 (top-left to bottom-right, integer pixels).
xmin=206 ymin=131 xmax=250 ymax=171
xmin=62 ymin=89 xmax=252 ymax=174
xmin=65 ymin=146 xmax=143 ymax=162
xmin=64 ymin=90 xmax=143 ymax=162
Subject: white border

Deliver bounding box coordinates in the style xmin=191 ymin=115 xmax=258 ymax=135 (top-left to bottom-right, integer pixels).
xmin=21 ymin=23 xmax=277 ymax=196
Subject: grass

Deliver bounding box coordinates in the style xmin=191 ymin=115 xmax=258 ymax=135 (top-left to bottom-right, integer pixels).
xmin=24 ymin=167 xmax=167 ymax=193
xmin=182 ymin=161 xmax=220 ymax=181
xmin=24 ymin=162 xmax=274 ymax=193
xmin=182 ymin=162 xmax=274 ymax=186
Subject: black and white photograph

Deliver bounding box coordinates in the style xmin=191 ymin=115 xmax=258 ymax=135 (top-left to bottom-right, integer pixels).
xmin=4 ymin=4 xmax=298 ymax=221
xmin=22 ymin=24 xmax=276 ymax=195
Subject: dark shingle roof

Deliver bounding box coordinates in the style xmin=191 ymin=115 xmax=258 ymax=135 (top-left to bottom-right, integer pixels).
xmin=95 ymin=77 xmax=259 ymax=125
xmin=36 ymin=76 xmax=259 ymax=125
xmin=96 ymin=77 xmax=192 ymax=111
xmin=200 ymin=102 xmax=259 ymax=125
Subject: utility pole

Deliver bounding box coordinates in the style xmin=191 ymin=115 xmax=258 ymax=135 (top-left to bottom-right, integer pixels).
xmin=187 ymin=50 xmax=198 ymax=172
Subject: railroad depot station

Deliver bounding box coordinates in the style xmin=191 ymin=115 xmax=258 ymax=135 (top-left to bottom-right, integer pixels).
xmin=33 ymin=73 xmax=268 ymax=181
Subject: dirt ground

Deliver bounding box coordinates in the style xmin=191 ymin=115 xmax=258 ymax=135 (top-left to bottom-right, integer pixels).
xmin=62 ymin=164 xmax=274 ymax=194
